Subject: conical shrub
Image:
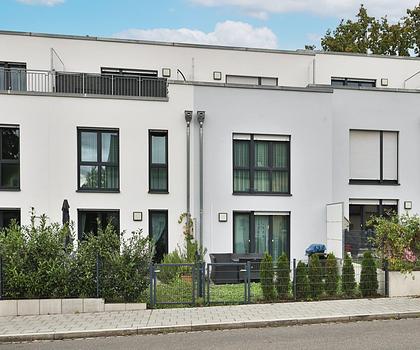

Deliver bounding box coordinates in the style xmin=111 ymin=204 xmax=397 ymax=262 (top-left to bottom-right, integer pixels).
xmin=260 ymin=252 xmax=275 ymax=301
xmin=342 ymin=253 xmax=356 ymax=297
xmin=275 ymin=253 xmax=290 ymax=299
xmin=325 ymin=253 xmax=338 ymax=297
xmin=360 ymin=251 xmax=378 ymax=297
xmin=295 ymin=261 xmax=309 ymax=299
xmin=308 ymin=254 xmax=324 ymax=299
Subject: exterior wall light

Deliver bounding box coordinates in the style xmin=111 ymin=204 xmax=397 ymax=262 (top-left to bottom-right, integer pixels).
xmin=213 ymin=71 xmax=222 ymax=81
xmin=404 ymin=201 xmax=412 ymax=210
xmin=162 ymin=68 xmax=171 ymax=78
xmin=218 ymin=213 xmax=228 ymax=222
xmin=381 ymin=78 xmax=389 ymax=87
xmin=133 ymin=211 xmax=143 ymax=221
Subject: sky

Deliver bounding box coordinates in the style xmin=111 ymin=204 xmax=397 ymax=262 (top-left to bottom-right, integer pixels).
xmin=0 ymin=0 xmax=418 ymax=50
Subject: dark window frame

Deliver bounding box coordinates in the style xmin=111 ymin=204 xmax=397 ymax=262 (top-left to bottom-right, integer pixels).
xmin=233 ymin=211 xmax=291 ymax=259
xmin=77 ymin=127 xmax=120 ymax=192
xmin=0 ymin=208 xmax=21 ymax=229
xmin=331 ymin=77 xmax=376 ymax=88
xmin=77 ymin=208 xmax=120 ymax=241
xmin=149 ymin=130 xmax=169 ymax=193
xmin=233 ymin=134 xmax=291 ymax=195
xmin=349 ymin=129 xmax=399 ymax=185
xmin=149 ymin=209 xmax=169 ymax=263
xmin=0 ymin=125 xmax=20 ymax=191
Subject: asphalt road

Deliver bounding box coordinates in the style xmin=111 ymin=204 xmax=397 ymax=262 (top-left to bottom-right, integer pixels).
xmin=2 ymin=318 xmax=420 ymax=350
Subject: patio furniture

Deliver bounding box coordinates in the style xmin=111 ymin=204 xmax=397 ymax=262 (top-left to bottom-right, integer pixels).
xmin=209 ymin=253 xmax=241 ymax=284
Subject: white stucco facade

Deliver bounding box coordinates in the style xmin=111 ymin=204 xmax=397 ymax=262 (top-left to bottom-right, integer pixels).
xmin=1 ymin=30 xmax=420 ymax=260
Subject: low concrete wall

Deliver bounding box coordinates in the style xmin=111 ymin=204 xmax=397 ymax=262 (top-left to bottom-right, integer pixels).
xmin=389 ymin=271 xmax=420 ymax=297
xmin=0 ymin=299 xmax=146 ymax=317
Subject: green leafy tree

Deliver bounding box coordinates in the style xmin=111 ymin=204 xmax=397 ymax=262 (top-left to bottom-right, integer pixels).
xmin=260 ymin=252 xmax=275 ymax=301
xmin=324 ymin=253 xmax=339 ymax=297
xmin=308 ymin=254 xmax=324 ymax=299
xmin=360 ymin=251 xmax=378 ymax=297
xmin=406 ymin=4 xmax=420 ymax=56
xmin=295 ymin=261 xmax=310 ymax=299
xmin=342 ymin=253 xmax=356 ymax=297
xmin=275 ymin=253 xmax=290 ymax=299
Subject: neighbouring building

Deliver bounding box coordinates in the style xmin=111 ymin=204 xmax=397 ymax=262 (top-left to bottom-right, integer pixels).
xmin=1 ymin=30 xmax=420 ymax=260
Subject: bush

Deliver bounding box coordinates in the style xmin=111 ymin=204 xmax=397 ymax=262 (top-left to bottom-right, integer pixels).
xmin=275 ymin=253 xmax=290 ymax=299
xmin=158 ymin=249 xmax=186 ymax=284
xmin=324 ymin=253 xmax=338 ymax=297
xmin=0 ymin=212 xmax=153 ymax=302
xmin=360 ymin=251 xmax=378 ymax=297
xmin=308 ymin=254 xmax=324 ymax=299
xmin=295 ymin=261 xmax=309 ymax=299
xmin=260 ymin=252 xmax=275 ymax=301
xmin=342 ymin=253 xmax=356 ymax=297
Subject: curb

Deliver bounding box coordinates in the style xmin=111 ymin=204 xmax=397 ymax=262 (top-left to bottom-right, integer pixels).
xmin=1 ymin=311 xmax=420 ymax=343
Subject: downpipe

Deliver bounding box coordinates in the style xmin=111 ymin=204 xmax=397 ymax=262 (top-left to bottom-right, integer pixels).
xmin=197 ymin=111 xmax=205 ymax=248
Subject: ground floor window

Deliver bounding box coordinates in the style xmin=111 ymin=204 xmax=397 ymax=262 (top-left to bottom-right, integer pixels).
xmin=0 ymin=208 xmax=20 ymax=229
xmin=149 ymin=210 xmax=168 ymax=263
xmin=77 ymin=209 xmax=120 ymax=240
xmin=346 ymin=199 xmax=397 ymax=258
xmin=233 ymin=211 xmax=290 ymax=260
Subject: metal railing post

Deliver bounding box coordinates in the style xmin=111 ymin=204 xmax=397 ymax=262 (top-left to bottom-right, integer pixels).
xmin=246 ymin=261 xmax=251 ymax=303
xmin=206 ymin=264 xmax=210 ymax=305
xmin=384 ymin=259 xmax=389 ymax=297
xmin=293 ymin=258 xmax=297 ymax=300
xmin=192 ymin=265 xmax=196 ymax=306
xmin=149 ymin=264 xmax=155 ymax=308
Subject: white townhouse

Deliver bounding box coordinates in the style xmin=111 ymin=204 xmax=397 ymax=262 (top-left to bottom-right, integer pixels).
xmin=1 ymin=30 xmax=420 ymax=261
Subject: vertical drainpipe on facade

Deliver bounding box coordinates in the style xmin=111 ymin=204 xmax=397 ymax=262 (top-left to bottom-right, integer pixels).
xmin=197 ymin=111 xmax=206 ymax=248
xmin=184 ymin=110 xmax=193 ymax=218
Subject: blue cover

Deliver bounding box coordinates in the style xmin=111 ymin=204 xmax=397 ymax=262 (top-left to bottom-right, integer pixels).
xmin=305 ymin=244 xmax=327 ymax=255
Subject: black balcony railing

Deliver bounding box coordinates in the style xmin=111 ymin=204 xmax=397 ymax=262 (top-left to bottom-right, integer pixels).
xmin=0 ymin=68 xmax=168 ymax=99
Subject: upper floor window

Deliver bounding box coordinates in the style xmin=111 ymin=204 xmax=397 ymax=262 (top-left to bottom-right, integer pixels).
xmin=77 ymin=128 xmax=119 ymax=191
xmin=0 ymin=126 xmax=20 ymax=190
xmin=349 ymin=130 xmax=398 ymax=185
xmin=233 ymin=134 xmax=290 ymax=195
xmin=331 ymin=77 xmax=376 ymax=88
xmin=149 ymin=130 xmax=168 ymax=193
xmin=0 ymin=62 xmax=26 ymax=91
xmin=226 ymin=75 xmax=278 ymax=86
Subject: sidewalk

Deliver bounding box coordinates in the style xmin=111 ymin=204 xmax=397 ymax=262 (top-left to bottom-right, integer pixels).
xmin=1 ymin=297 xmax=420 ymax=343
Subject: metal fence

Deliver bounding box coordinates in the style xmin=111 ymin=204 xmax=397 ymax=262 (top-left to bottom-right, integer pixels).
xmin=149 ymin=258 xmax=389 ymax=308
xmin=0 ymin=68 xmax=168 ymax=98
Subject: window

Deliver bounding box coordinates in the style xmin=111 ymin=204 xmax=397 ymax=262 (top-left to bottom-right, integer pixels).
xmin=0 ymin=126 xmax=20 ymax=190
xmin=234 ymin=211 xmax=290 ymax=261
xmin=77 ymin=209 xmax=119 ymax=240
xmin=233 ymin=134 xmax=290 ymax=194
xmin=226 ymin=75 xmax=278 ymax=86
xmin=331 ymin=77 xmax=376 ymax=88
xmin=78 ymin=128 xmax=119 ymax=191
xmin=149 ymin=130 xmax=168 ymax=193
xmin=349 ymin=130 xmax=398 ymax=184
xmin=0 ymin=62 xmax=26 ymax=91
xmin=0 ymin=208 xmax=20 ymax=229
xmin=149 ymin=210 xmax=168 ymax=262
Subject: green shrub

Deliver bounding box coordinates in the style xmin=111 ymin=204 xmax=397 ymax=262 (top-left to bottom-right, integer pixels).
xmin=360 ymin=251 xmax=378 ymax=297
xmin=342 ymin=253 xmax=356 ymax=297
xmin=325 ymin=253 xmax=338 ymax=297
xmin=308 ymin=254 xmax=324 ymax=299
xmin=295 ymin=261 xmax=309 ymax=299
xmin=158 ymin=249 xmax=186 ymax=284
xmin=275 ymin=253 xmax=290 ymax=299
xmin=260 ymin=252 xmax=275 ymax=301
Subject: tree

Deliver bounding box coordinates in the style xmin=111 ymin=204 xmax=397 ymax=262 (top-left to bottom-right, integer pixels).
xmin=308 ymin=254 xmax=324 ymax=299
xmin=325 ymin=253 xmax=339 ymax=297
xmin=275 ymin=253 xmax=290 ymax=299
xmin=342 ymin=253 xmax=356 ymax=297
xmin=321 ymin=3 xmax=420 ymax=57
xmin=295 ymin=261 xmax=309 ymax=299
xmin=260 ymin=252 xmax=275 ymax=301
xmin=360 ymin=251 xmax=378 ymax=297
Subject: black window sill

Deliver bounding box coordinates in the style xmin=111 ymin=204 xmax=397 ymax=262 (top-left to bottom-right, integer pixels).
xmin=233 ymin=192 xmax=292 ymax=197
xmin=149 ymin=190 xmax=169 ymax=194
xmin=0 ymin=188 xmax=21 ymax=192
xmin=349 ymin=180 xmax=399 ymax=186
xmin=76 ymin=189 xmax=120 ymax=193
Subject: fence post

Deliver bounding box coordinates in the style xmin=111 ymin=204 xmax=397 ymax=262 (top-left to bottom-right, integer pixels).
xmin=95 ymin=253 xmax=100 ymax=298
xmin=149 ymin=264 xmax=155 ymax=308
xmin=246 ymin=261 xmax=251 ymax=303
xmin=0 ymin=257 xmax=3 ymax=300
xmin=293 ymin=258 xmax=297 ymax=301
xmin=206 ymin=264 xmax=210 ymax=305
xmin=384 ymin=259 xmax=389 ymax=297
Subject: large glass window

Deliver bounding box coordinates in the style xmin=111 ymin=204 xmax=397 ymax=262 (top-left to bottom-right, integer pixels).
xmin=234 ymin=212 xmax=290 ymax=260
xmin=0 ymin=62 xmax=26 ymax=91
xmin=350 ymin=130 xmax=398 ymax=184
xmin=149 ymin=130 xmax=168 ymax=192
xmin=331 ymin=77 xmax=376 ymax=88
xmin=78 ymin=128 xmax=119 ymax=191
xmin=233 ymin=134 xmax=290 ymax=194
xmin=77 ymin=210 xmax=119 ymax=240
xmin=0 ymin=126 xmax=20 ymax=190
xmin=0 ymin=208 xmax=20 ymax=229
xmin=149 ymin=210 xmax=168 ymax=262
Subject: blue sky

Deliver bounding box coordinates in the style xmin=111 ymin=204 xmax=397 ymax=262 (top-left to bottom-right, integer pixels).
xmin=0 ymin=0 xmax=417 ymax=50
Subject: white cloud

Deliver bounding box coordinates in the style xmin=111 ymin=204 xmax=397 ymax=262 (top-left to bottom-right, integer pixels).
xmin=190 ymin=0 xmax=418 ymax=20
xmin=16 ymin=0 xmax=64 ymax=6
xmin=114 ymin=21 xmax=278 ymax=49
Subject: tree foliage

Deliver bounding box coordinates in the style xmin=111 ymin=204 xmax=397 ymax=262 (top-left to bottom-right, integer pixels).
xmin=321 ymin=4 xmax=420 ymax=56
